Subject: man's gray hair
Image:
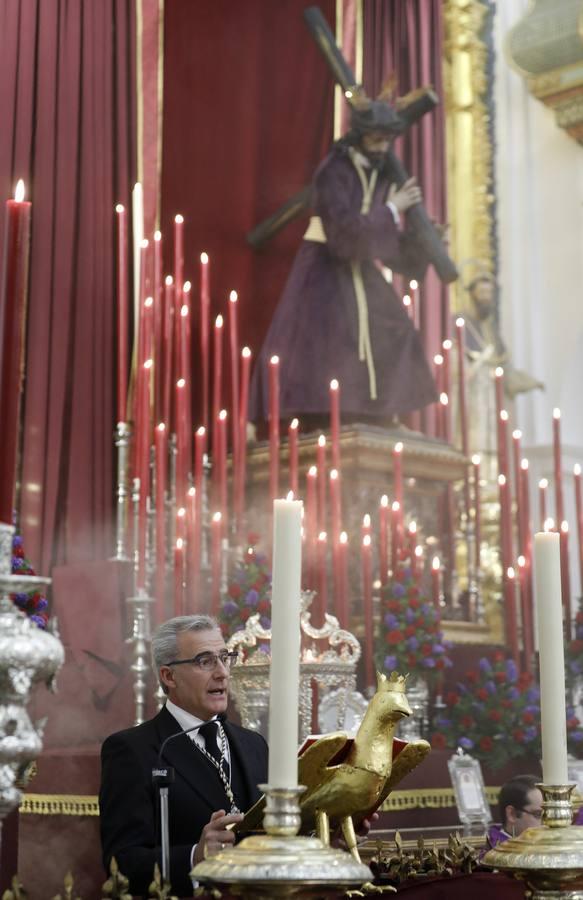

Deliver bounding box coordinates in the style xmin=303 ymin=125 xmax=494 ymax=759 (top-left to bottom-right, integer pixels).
xmin=151 ymin=614 xmax=220 ymax=692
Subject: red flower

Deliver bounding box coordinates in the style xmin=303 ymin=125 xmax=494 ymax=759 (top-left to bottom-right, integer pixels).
xmin=435 ymin=658 xmax=445 ymax=670
xmin=387 ymin=600 xmax=401 ymax=613
xmin=405 ymin=625 xmax=416 ymax=637
xmin=488 ymin=710 xmax=502 ymax=722
xmin=395 ymin=569 xmax=406 ymax=582
xmin=445 ymin=692 xmax=460 ymax=706
xmin=387 ymin=630 xmax=404 ymax=645
xmin=494 ymin=671 xmax=507 ymax=683
xmin=409 ymin=587 xmax=419 ymax=599
xmin=257 ymin=599 xmax=270 ymax=614
xmin=247 ymin=531 xmax=261 ymax=546
xmin=409 ymin=598 xmax=420 ymax=609
xmin=513 ymin=728 xmax=525 ymax=742
xmin=461 ymin=715 xmax=473 ymax=728
xmin=477 ymin=688 xmax=489 ymax=701
xmin=493 ymin=651 xmax=505 ymax=662
xmin=568 ymin=717 xmax=580 ymax=729
xmin=466 ymin=671 xmax=478 ymax=684
xmin=479 ymin=736 xmax=493 ymax=752
xmin=407 ymin=653 xmax=418 ymax=667
xmin=228 ymin=584 xmax=242 ymax=599
xmin=522 ymin=711 xmax=535 ymax=724
xmin=240 ymin=608 xmax=251 ymax=621
xmin=431 ymin=733 xmax=447 ymax=750
xmin=501 ymin=699 xmax=512 ymax=709
xmin=421 ymin=643 xmax=432 ymax=656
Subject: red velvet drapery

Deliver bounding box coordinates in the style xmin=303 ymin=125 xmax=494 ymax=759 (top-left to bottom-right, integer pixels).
xmin=363 ymin=0 xmax=448 ymax=435
xmin=161 ymin=0 xmax=335 ymax=427
xmin=0 ymin=0 xmax=136 ymax=572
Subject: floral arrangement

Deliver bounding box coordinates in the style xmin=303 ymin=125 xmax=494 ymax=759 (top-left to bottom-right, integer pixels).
xmin=11 ymin=532 xmax=49 ymax=628
xmin=377 ymin=557 xmax=452 ymax=686
xmin=219 ymin=534 xmax=271 ymax=639
xmin=431 ymin=652 xmax=583 ymax=770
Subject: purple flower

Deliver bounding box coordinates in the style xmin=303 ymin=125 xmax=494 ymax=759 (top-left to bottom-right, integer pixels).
xmin=36 ymin=597 xmax=48 ymax=611
xmin=421 ymin=603 xmax=432 ymax=617
xmin=523 ymin=726 xmax=537 ymax=742
xmin=435 ymin=717 xmax=451 ymax=728
xmin=406 ymin=636 xmax=419 ymax=651
xmin=570 ymin=731 xmax=583 ymax=743
xmin=459 ymin=737 xmax=474 ymax=750
xmin=478 ymin=658 xmax=492 ymax=674
xmin=485 ymin=680 xmax=496 ymax=695
xmin=30 ymin=615 xmax=46 ymax=628
xmin=245 ymin=589 xmax=259 ymax=607
xmin=384 ymin=654 xmax=397 ymax=670
xmin=393 ymin=584 xmax=406 ymax=598
xmin=506 ymin=659 xmax=518 ymax=682
xmin=260 ymin=615 xmax=271 ymax=629
xmin=258 ymin=643 xmax=270 ymax=655
xmin=12 ymin=535 xmax=23 ymax=549
xmin=507 ymin=687 xmax=520 ymax=700
xmin=384 ymin=613 xmax=398 ymax=629
xmin=422 ymin=657 xmax=436 ymax=668
xmin=527 ymin=687 xmax=541 ymax=703
xmin=405 ymin=608 xmax=415 ymax=624
xmin=432 ymin=643 xmax=444 ymax=654
xmin=222 ymin=600 xmax=239 ymax=616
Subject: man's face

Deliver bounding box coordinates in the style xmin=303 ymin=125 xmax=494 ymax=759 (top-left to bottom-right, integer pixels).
xmin=506 ymin=787 xmax=543 ymax=836
xmin=160 ymin=628 xmax=230 ymax=720
xmin=470 ymin=278 xmax=495 ymax=319
xmin=360 ymin=130 xmax=392 ymax=165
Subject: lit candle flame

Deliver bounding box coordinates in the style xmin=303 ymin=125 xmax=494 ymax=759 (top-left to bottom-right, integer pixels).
xmin=394 ymin=441 xmax=403 ymax=453
xmin=432 ymin=556 xmax=440 ymax=571
xmin=115 ymin=203 xmax=124 ymax=213
xmin=308 ymin=465 xmax=317 ymax=477
xmin=392 ymin=501 xmax=400 ymax=512
xmin=270 ymin=355 xmax=279 ymax=365
xmin=229 ymin=290 xmax=238 ymax=303
xmin=200 ymin=252 xmax=209 ymax=264
xmin=197 ymin=425 xmax=206 ymax=436
xmin=472 ymin=454 xmax=481 ymax=465
xmin=442 ymin=339 xmax=452 ymax=351
xmin=242 ymin=346 xmax=251 ymax=358
xmin=553 ymin=407 xmax=561 ymax=420
xmin=521 ymin=458 xmax=529 ymax=470
xmin=165 ymin=275 xmax=173 ymax=285
xmin=318 ymin=434 xmax=326 ymax=447
xmin=290 ymin=418 xmax=299 ymax=430
xmin=512 ymin=429 xmax=522 ymax=440
xmin=183 ymin=281 xmax=191 ymax=293
xmin=363 ymin=534 xmax=371 ymax=547
xmin=340 ymin=531 xmax=348 ymax=544
xmin=455 ymin=317 xmax=465 ymax=328
xmin=380 ymin=494 xmax=389 ymax=508
xmin=575 ymin=464 xmax=582 ymax=476
xmin=215 ymin=314 xmax=223 ymax=328
xmin=154 ymin=230 xmax=161 ymax=241
xmin=175 ymin=214 xmax=184 ymax=224
xmin=363 ymin=513 xmax=371 ymax=527
xmin=330 ymin=378 xmax=339 ymax=390
xmin=14 ymin=180 xmax=25 ymax=202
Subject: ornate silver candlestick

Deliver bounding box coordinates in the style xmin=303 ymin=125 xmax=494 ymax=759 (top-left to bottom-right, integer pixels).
xmin=113 ymin=421 xmax=131 ymax=560
xmin=191 ymin=783 xmax=371 ymax=896
xmin=126 ymin=590 xmax=154 ymax=726
xmin=483 ymin=783 xmax=583 ymax=898
xmin=0 ymin=522 xmax=64 ymax=820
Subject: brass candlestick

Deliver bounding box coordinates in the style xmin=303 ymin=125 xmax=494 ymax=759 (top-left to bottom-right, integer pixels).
xmin=191 ymin=784 xmax=371 ymax=897
xmin=483 ymin=783 xmax=583 ymax=899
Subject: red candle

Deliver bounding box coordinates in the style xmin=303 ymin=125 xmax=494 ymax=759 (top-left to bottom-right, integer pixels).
xmin=186 ymin=486 xmax=197 ymax=608
xmin=175 ymin=378 xmax=187 ymax=506
xmin=498 ymin=409 xmax=510 ymax=479
xmin=174 ymin=537 xmax=185 ymax=616
xmin=504 ymin=566 xmax=519 ymax=665
xmin=517 ymin=555 xmax=534 ymax=673
xmin=212 ymin=314 xmax=224 ymax=451
xmin=315 ymin=531 xmax=328 ymax=626
xmin=574 ymin=464 xmax=583 ymax=594
xmin=136 ymin=358 xmax=153 ymax=589
xmin=211 ymin=512 xmax=223 ymax=615
xmin=174 ymin=214 xmax=184 ymax=309
xmin=162 ymin=276 xmax=174 ymax=430
xmin=472 ymin=454 xmax=482 ymax=572
xmin=390 ymin=501 xmax=401 ymax=571
xmin=362 ymin=513 xmax=372 ymax=541
xmin=215 ymin=409 xmax=228 ymax=527
xmin=431 ymin=556 xmax=441 ymax=611
xmin=403 ymin=291 xmax=413 ymax=321
xmin=409 ymin=279 xmax=419 ymax=328
xmin=407 ymin=520 xmax=418 ymax=562
xmin=441 ymin=338 xmax=452 ymax=404
xmin=288 ymin=418 xmax=299 ymax=496
xmin=379 ymin=494 xmax=389 ymax=586
xmin=337 ymin=531 xmax=349 ymax=629
xmin=560 ymin=520 xmax=572 ymax=637
xmin=361 ymin=534 xmax=375 ymax=689
xmin=193 ymin=425 xmax=206 ymax=585
xmin=235 ymin=346 xmax=252 ymax=530
xmin=306 ymin=465 xmax=318 ymax=589
xmin=520 ymin=459 xmax=532 ymax=562
xmin=0 ymin=180 xmax=31 ymax=524
xmin=178 ymin=292 xmax=192 ymax=458
xmin=115 ymin=204 xmax=128 ymax=423
xmin=316 ymin=435 xmax=327 ymax=532
xmin=269 ymin=356 xmax=280 ymax=502
xmin=433 ymin=354 xmax=443 ymax=438
xmin=329 ymin=379 xmax=341 ymax=471
xmin=538 ymin=478 xmax=549 ymax=530
xmin=512 ymin=429 xmax=523 ymax=551
xmin=200 ymin=253 xmax=211 ymax=431
xmin=553 ymin=408 xmax=565 ymax=527
xmin=392 ymin=442 xmax=404 ymax=523
xmin=154 ymin=422 xmax=167 ymax=622
xmin=153 ymin=230 xmax=163 ymax=418
xmin=498 ymin=474 xmax=513 ymax=575
xmin=228 ymin=291 xmax=240 ymax=469
xmin=440 ymin=393 xmax=451 ymax=444
xmin=494 ymin=366 xmax=505 ymax=419
xmin=454 ymin=317 xmax=469 ymax=456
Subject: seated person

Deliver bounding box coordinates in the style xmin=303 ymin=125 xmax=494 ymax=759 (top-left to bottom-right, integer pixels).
xmin=99 ymin=615 xmax=268 ymax=897
xmin=487 ymin=775 xmax=543 ymax=846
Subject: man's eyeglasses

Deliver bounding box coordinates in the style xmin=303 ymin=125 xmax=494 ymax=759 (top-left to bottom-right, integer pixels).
xmin=166 ymin=650 xmax=239 ymax=671
xmin=516 ymin=806 xmax=543 ymax=820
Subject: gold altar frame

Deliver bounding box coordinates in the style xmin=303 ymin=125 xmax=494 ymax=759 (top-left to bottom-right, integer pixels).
xmin=443 ymin=0 xmax=495 ymax=310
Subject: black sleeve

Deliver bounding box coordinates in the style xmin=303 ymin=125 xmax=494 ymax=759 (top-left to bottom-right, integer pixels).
xmin=99 ymin=733 xmax=192 ymax=896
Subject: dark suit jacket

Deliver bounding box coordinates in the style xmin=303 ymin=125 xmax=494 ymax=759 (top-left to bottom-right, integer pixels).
xmin=99 ymin=706 xmax=268 ymax=898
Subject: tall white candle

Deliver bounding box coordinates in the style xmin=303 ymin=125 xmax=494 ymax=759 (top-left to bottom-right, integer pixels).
xmin=268 ymin=497 xmax=303 ymax=788
xmin=534 ymin=531 xmax=568 ymax=784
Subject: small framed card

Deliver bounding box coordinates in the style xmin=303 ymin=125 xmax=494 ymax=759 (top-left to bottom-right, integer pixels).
xmin=448 ymin=749 xmax=492 ymax=828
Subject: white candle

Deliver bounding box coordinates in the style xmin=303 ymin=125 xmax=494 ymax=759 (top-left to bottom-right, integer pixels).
xmin=268 ymin=497 xmax=303 ymax=788
xmin=534 ymin=531 xmax=568 ymax=784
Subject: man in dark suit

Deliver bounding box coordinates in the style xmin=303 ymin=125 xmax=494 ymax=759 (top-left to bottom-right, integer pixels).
xmin=99 ymin=614 xmax=268 ymax=898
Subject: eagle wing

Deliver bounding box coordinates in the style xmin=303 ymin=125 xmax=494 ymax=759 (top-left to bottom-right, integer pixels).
xmin=298 ymin=732 xmax=350 ymax=793
xmin=376 ymin=738 xmax=432 ymax=809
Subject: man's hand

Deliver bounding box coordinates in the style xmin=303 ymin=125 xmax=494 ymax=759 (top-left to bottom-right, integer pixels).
xmin=194 ymin=809 xmax=244 ymax=863
xmin=388 ymin=177 xmax=422 ymax=213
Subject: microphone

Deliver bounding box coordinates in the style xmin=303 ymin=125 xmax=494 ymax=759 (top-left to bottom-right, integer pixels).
xmin=153 ymin=713 xmax=227 ymax=785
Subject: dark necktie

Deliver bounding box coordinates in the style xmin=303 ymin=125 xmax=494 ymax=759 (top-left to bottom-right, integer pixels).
xmin=199 ymin=720 xmax=230 ymax=780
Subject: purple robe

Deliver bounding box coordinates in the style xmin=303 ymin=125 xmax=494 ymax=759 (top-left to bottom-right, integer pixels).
xmin=250 ymin=146 xmax=437 ymax=421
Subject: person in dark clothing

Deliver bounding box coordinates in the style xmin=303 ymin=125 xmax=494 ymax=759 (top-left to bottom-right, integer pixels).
xmin=486 ymin=774 xmax=543 ymax=847
xmin=250 ymin=99 xmax=437 ymax=426
xmin=99 ymin=615 xmax=268 ymax=898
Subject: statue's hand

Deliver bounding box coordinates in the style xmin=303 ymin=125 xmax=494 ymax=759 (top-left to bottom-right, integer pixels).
xmin=389 ymin=177 xmax=422 ymax=213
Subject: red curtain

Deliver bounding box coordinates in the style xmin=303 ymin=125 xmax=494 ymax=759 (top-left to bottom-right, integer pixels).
xmin=363 ymin=0 xmax=448 ymax=434
xmin=0 ymin=0 xmax=136 ymax=571
xmin=161 ymin=0 xmax=335 ymax=426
